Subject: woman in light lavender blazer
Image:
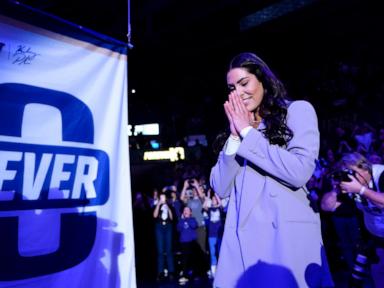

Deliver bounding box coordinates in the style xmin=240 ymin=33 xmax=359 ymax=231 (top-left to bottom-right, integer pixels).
xmin=210 ymin=52 xmax=334 ymax=288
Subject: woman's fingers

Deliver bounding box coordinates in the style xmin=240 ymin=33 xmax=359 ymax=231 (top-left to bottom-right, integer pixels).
xmin=230 ymin=91 xmax=249 ymax=118
xmin=234 ymin=91 xmax=247 ymax=114
xmin=227 ymin=90 xmax=254 ymax=132
xmin=224 ymin=101 xmax=233 ymax=119
xmin=224 ymin=101 xmax=238 ymax=136
xmin=230 ymin=91 xmax=242 ymax=114
xmin=228 ymin=92 xmax=236 ymax=111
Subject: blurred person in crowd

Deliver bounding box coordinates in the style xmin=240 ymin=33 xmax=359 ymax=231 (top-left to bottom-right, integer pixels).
xmin=307 ymin=174 xmax=323 ymax=213
xmin=320 ymin=175 xmax=365 ymax=286
xmin=177 ymin=206 xmax=198 ymax=285
xmin=325 ymin=148 xmax=337 ymax=168
xmin=352 ymin=122 xmax=376 ymax=155
xmin=153 ymin=192 xmax=175 ymax=281
xmin=337 ymin=138 xmax=354 ymax=157
xmin=180 ymin=178 xmax=210 ymax=277
xmin=333 ymin=126 xmax=355 ymax=155
xmin=203 ymin=191 xmax=224 ymax=278
xmin=337 ymin=152 xmax=384 ymax=287
xmin=338 ymin=152 xmax=384 ymax=237
xmin=149 ymin=188 xmax=159 ymax=208
xmin=315 ymin=148 xmax=335 ymax=180
xmin=180 ymin=178 xmax=207 ymax=253
xmin=165 ymin=185 xmax=183 ymax=254
xmin=165 ymin=185 xmax=182 ymax=220
xmin=210 ymin=52 xmax=333 ymax=288
xmin=133 ymin=191 xmax=150 ymax=212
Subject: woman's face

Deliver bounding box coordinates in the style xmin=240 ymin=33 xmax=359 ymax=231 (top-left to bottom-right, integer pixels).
xmin=227 ymin=67 xmax=264 ymax=112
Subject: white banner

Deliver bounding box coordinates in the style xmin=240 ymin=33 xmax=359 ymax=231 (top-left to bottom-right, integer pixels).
xmin=0 ymin=12 xmax=135 ymax=288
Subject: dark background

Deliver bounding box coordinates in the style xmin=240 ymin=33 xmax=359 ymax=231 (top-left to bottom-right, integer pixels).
xmin=12 ymin=0 xmax=384 ymax=134
xmin=11 ymin=0 xmax=384 ymax=190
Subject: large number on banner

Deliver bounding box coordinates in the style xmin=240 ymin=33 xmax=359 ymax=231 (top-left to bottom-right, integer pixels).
xmin=0 ymin=83 xmax=109 ymax=280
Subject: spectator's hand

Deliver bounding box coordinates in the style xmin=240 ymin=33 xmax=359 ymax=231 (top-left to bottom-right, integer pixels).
xmin=183 ymin=179 xmax=190 ymax=189
xmin=340 ymin=175 xmax=363 ymax=194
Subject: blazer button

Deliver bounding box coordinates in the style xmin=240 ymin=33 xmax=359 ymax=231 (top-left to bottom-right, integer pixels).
xmin=272 ymin=221 xmax=278 ymax=229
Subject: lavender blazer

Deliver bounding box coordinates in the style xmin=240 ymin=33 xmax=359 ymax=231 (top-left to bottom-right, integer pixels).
xmin=210 ymin=101 xmax=334 ymax=288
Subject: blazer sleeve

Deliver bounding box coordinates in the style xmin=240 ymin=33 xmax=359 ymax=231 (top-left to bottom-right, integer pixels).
xmin=236 ymin=100 xmax=319 ymax=188
xmin=210 ymin=140 xmax=242 ymax=199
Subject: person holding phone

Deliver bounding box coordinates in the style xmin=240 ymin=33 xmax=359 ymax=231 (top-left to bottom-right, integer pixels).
xmin=177 ymin=206 xmax=198 ymax=285
xmin=337 ymin=152 xmax=384 ymax=287
xmin=153 ymin=192 xmax=175 ymax=281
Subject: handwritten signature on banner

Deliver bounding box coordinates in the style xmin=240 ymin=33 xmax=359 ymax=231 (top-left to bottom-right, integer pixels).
xmin=0 ymin=42 xmax=40 ymax=65
xmin=12 ymin=45 xmax=40 ymax=65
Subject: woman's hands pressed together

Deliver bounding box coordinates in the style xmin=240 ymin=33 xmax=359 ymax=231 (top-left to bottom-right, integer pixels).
xmin=224 ymin=90 xmax=254 ymax=137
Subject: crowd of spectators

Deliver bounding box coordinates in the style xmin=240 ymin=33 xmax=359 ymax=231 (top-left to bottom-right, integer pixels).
xmin=133 ymin=166 xmax=227 ymax=285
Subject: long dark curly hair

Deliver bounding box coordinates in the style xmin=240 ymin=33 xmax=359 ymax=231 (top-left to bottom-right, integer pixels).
xmin=229 ymin=52 xmax=293 ymax=146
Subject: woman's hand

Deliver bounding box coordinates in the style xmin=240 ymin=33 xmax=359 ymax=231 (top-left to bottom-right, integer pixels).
xmin=224 ymin=98 xmax=239 ymax=137
xmin=224 ymin=90 xmax=253 ymax=136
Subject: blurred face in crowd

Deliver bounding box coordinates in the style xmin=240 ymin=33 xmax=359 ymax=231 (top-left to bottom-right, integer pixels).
xmin=183 ymin=206 xmax=192 ymax=218
xmin=159 ymin=194 xmax=166 ymax=203
xmin=227 ymin=68 xmax=264 ymax=113
xmin=153 ymin=189 xmax=158 ymax=198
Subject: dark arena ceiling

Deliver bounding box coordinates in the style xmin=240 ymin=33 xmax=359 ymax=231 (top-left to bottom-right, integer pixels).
xmin=8 ymin=0 xmax=384 ymax=143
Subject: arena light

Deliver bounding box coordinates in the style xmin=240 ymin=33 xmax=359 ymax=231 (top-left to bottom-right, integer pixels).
xmin=150 ymin=140 xmax=160 ymax=149
xmin=134 ymin=123 xmax=159 ymax=136
xmin=143 ymin=147 xmax=185 ymax=162
xmin=127 ymin=123 xmax=159 ymax=136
